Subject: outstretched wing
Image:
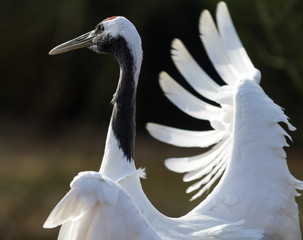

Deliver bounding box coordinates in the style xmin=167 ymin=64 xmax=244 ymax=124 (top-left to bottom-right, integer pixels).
xmin=147 ymin=1 xmax=260 ymax=201
xmin=147 ymin=1 xmax=303 ymax=238
xmin=44 ymin=171 xmax=160 ymax=240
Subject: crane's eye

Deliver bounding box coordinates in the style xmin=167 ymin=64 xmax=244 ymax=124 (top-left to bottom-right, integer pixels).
xmin=96 ymin=24 xmax=104 ymax=33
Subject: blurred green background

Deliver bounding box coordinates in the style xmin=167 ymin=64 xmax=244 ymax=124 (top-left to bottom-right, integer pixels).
xmin=1 ymin=0 xmax=303 ymax=239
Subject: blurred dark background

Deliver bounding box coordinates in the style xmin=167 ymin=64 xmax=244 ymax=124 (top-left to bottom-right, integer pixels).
xmin=1 ymin=0 xmax=303 ymax=239
xmin=1 ymin=0 xmax=303 ymax=137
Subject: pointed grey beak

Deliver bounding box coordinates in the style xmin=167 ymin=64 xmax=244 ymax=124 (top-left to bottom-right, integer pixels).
xmin=49 ymin=30 xmax=95 ymax=55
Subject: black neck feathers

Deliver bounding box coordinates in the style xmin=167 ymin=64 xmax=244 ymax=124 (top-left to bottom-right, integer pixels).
xmin=110 ymin=36 xmax=137 ymax=161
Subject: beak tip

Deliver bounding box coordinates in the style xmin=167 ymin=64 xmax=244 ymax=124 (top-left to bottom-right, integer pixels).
xmin=48 ymin=30 xmax=94 ymax=56
xmin=49 ymin=48 xmax=58 ymax=55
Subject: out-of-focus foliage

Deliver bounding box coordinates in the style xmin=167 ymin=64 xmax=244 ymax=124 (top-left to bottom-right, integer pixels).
xmin=0 ymin=0 xmax=302 ymax=141
xmin=255 ymin=0 xmax=303 ymax=95
xmin=252 ymin=0 xmax=303 ymax=143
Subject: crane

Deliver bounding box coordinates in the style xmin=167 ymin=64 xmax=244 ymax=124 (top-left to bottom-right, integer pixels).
xmin=147 ymin=2 xmax=303 ymax=240
xmin=43 ymin=2 xmax=301 ymax=240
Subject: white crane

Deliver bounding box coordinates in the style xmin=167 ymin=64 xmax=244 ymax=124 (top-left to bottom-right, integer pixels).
xmin=43 ymin=2 xmax=301 ymax=240
xmin=147 ymin=2 xmax=303 ymax=240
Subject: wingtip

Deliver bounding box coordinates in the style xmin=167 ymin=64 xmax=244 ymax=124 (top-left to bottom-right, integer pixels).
xmin=146 ymin=122 xmax=156 ymax=135
xmin=158 ymin=71 xmax=174 ymax=94
xmin=171 ymin=38 xmax=183 ymax=57
xmin=164 ymin=158 xmax=175 ymax=170
xmin=164 ymin=157 xmax=188 ymax=173
xmin=145 ymin=122 xmax=152 ymax=130
xmin=215 ymin=1 xmax=232 ymax=36
xmin=146 ymin=122 xmax=164 ymax=143
xmin=171 ymin=38 xmax=181 ymax=48
xmin=43 ymin=217 xmax=57 ymax=229
xmin=200 ymin=9 xmax=211 ymax=22
xmin=217 ymin=1 xmax=227 ymax=12
xmin=199 ymin=9 xmax=214 ymax=36
xmin=43 ymin=221 xmax=49 ymax=229
xmin=158 ymin=71 xmax=168 ymax=80
xmin=158 ymin=71 xmax=172 ymax=82
xmin=216 ymin=2 xmax=229 ymax=21
xmin=189 ymin=190 xmax=203 ymax=201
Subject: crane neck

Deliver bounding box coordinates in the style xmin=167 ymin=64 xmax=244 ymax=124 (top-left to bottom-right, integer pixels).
xmin=100 ymin=36 xmax=142 ymax=180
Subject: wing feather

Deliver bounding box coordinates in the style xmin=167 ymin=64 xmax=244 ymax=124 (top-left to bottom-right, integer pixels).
xmin=146 ymin=123 xmax=225 ymax=148
xmin=189 ymin=157 xmax=227 ymax=201
xmin=165 ymin=138 xmax=229 ymax=173
xmin=216 ymin=2 xmax=258 ymax=81
xmin=183 ymin=142 xmax=229 ymax=182
xmin=199 ymin=10 xmax=238 ymax=85
xmin=44 ymin=171 xmax=161 ymax=240
xmin=159 ymin=71 xmax=222 ymax=120
xmin=147 ymin=6 xmax=238 ymax=203
xmin=148 ymin=5 xmax=302 ymax=231
xmin=171 ymin=38 xmax=220 ymax=101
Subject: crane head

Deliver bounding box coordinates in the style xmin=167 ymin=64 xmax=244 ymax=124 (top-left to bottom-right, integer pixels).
xmin=49 ymin=16 xmax=142 ymax=59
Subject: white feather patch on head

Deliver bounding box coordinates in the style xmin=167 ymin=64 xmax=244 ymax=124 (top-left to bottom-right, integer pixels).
xmin=102 ymin=16 xmax=142 ymax=71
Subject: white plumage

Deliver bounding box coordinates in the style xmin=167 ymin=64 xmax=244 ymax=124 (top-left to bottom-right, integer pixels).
xmin=147 ymin=2 xmax=302 ymax=239
xmin=45 ymin=170 xmax=161 ymax=240
xmin=44 ymin=2 xmax=302 ymax=240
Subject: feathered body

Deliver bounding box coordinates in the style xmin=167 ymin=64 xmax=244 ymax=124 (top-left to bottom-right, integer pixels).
xmin=44 ymin=2 xmax=302 ymax=240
